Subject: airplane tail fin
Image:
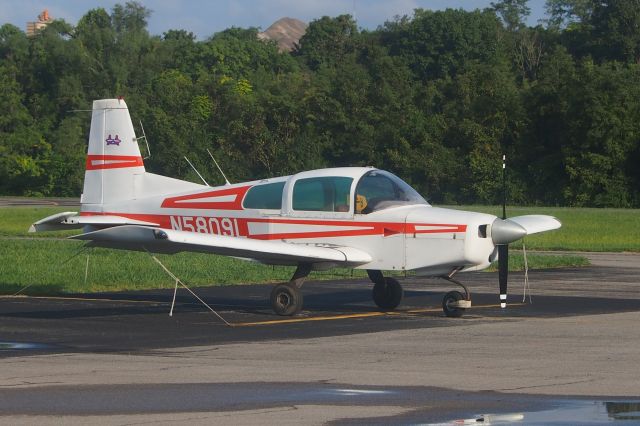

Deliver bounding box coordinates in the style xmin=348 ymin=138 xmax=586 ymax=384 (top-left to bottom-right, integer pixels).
xmin=81 ymin=98 xmax=145 ymax=207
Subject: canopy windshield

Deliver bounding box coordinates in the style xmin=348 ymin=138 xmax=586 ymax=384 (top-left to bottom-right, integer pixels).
xmin=355 ymin=170 xmax=428 ymax=214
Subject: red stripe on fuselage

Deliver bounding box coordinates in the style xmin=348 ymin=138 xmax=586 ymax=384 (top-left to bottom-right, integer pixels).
xmin=86 ymin=155 xmax=144 ymax=170
xmin=160 ymin=186 xmax=251 ymax=211
xmin=79 ymin=212 xmax=467 ymax=240
xmin=247 ymin=218 xmax=465 ymax=240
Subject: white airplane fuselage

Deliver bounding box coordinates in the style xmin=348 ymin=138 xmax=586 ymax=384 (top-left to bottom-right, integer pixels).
xmin=80 ymin=167 xmax=498 ymax=276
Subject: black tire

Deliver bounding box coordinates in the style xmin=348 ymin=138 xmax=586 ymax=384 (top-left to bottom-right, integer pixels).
xmin=442 ymin=290 xmax=465 ymax=318
xmin=372 ymin=277 xmax=403 ymax=310
xmin=270 ymin=283 xmax=303 ymax=316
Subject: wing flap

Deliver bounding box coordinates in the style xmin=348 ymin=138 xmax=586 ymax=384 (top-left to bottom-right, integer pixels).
xmin=71 ymin=225 xmax=372 ymax=266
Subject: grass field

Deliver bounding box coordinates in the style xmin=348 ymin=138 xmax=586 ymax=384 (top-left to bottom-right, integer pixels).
xmin=0 ymin=238 xmax=588 ymax=295
xmin=1 ymin=204 xmax=622 ymax=295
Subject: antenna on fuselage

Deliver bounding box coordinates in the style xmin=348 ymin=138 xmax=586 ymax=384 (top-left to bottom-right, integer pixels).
xmin=184 ymin=156 xmax=209 ymax=186
xmin=136 ymin=120 xmax=151 ymax=159
xmin=207 ymin=148 xmax=231 ymax=186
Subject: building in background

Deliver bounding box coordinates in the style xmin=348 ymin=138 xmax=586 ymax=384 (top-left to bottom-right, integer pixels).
xmin=26 ymin=10 xmax=52 ymax=37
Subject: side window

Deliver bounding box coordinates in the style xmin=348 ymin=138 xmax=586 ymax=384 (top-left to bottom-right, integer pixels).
xmin=292 ymin=177 xmax=353 ymax=212
xmin=243 ymin=181 xmax=285 ymax=210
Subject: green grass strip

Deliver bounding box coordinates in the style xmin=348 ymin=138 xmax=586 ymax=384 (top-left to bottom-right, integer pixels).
xmin=0 ymin=239 xmax=587 ymax=295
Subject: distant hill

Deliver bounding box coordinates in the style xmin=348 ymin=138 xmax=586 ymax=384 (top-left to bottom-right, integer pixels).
xmin=258 ymin=17 xmax=308 ymax=52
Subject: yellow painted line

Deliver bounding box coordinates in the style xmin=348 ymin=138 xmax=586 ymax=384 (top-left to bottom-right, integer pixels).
xmin=231 ymin=311 xmax=390 ymax=327
xmin=403 ymin=307 xmax=442 ymax=314
xmin=0 ymin=295 xmax=168 ymax=305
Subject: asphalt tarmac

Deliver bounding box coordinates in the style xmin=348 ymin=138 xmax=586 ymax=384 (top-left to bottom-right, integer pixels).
xmin=1 ymin=256 xmax=640 ymax=424
xmin=0 ymin=197 xmax=80 ymax=207
xmin=2 ymin=264 xmax=639 ymax=355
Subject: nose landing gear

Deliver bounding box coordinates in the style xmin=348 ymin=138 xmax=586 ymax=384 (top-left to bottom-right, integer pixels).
xmin=441 ymin=275 xmax=472 ymax=317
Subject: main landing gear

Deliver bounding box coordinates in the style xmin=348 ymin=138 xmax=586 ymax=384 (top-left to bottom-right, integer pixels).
xmin=270 ymin=264 xmax=311 ymax=316
xmin=271 ymin=266 xmax=471 ymax=318
xmin=367 ymin=270 xmax=403 ymax=310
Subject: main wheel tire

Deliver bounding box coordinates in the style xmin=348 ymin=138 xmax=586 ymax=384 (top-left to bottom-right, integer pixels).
xmin=271 ymin=283 xmax=303 ymax=316
xmin=372 ymin=277 xmax=403 ymax=310
xmin=442 ymin=290 xmax=465 ymax=318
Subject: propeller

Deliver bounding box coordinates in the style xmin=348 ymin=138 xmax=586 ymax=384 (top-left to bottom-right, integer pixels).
xmin=490 ymin=156 xmax=560 ymax=308
xmin=498 ymin=154 xmax=508 ymax=308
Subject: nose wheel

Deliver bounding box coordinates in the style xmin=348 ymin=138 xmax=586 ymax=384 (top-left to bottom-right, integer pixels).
xmin=441 ymin=275 xmax=472 ymax=317
xmin=442 ymin=291 xmax=465 ymax=317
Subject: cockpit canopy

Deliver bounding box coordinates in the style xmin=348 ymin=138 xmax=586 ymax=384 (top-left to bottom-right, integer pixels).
xmin=354 ymin=170 xmax=428 ymax=214
xmin=242 ymin=168 xmax=428 ymax=215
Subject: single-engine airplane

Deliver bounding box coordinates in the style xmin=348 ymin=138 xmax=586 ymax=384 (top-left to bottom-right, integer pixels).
xmin=30 ymin=99 xmax=561 ymax=317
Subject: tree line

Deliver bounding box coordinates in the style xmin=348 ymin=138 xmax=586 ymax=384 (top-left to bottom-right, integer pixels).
xmin=1 ymin=0 xmax=639 ymax=207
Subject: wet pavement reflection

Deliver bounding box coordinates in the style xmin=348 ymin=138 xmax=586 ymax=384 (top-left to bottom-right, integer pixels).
xmin=430 ymin=400 xmax=640 ymax=425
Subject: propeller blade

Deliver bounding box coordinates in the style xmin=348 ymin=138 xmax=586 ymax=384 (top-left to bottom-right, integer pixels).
xmin=499 ymin=153 xmax=508 ymax=309
xmin=498 ymin=244 xmax=508 ymax=308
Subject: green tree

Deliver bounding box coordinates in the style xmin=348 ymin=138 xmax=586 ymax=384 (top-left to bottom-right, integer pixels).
xmin=0 ymin=64 xmax=51 ymax=195
xmin=381 ymin=9 xmax=505 ymax=79
xmin=75 ymin=8 xmax=116 ymax=99
xmin=544 ymin=0 xmax=594 ymax=29
xmin=295 ymin=15 xmax=358 ymax=70
xmin=0 ymin=24 xmax=29 ymax=66
xmin=111 ymin=1 xmax=150 ymax=34
xmin=491 ymin=0 xmax=531 ymax=31
xmin=591 ymin=0 xmax=640 ymax=63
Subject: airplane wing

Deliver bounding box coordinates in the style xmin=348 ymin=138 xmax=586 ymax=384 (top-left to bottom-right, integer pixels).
xmin=29 ymin=212 xmax=159 ymax=232
xmin=507 ymin=215 xmax=561 ymax=235
xmin=70 ymin=225 xmax=372 ymax=267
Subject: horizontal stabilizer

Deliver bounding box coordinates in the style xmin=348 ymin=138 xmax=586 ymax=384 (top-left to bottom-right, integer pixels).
xmin=71 ymin=225 xmax=372 ymax=266
xmin=29 ymin=212 xmax=81 ymax=232
xmin=29 ymin=212 xmax=159 ymax=232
